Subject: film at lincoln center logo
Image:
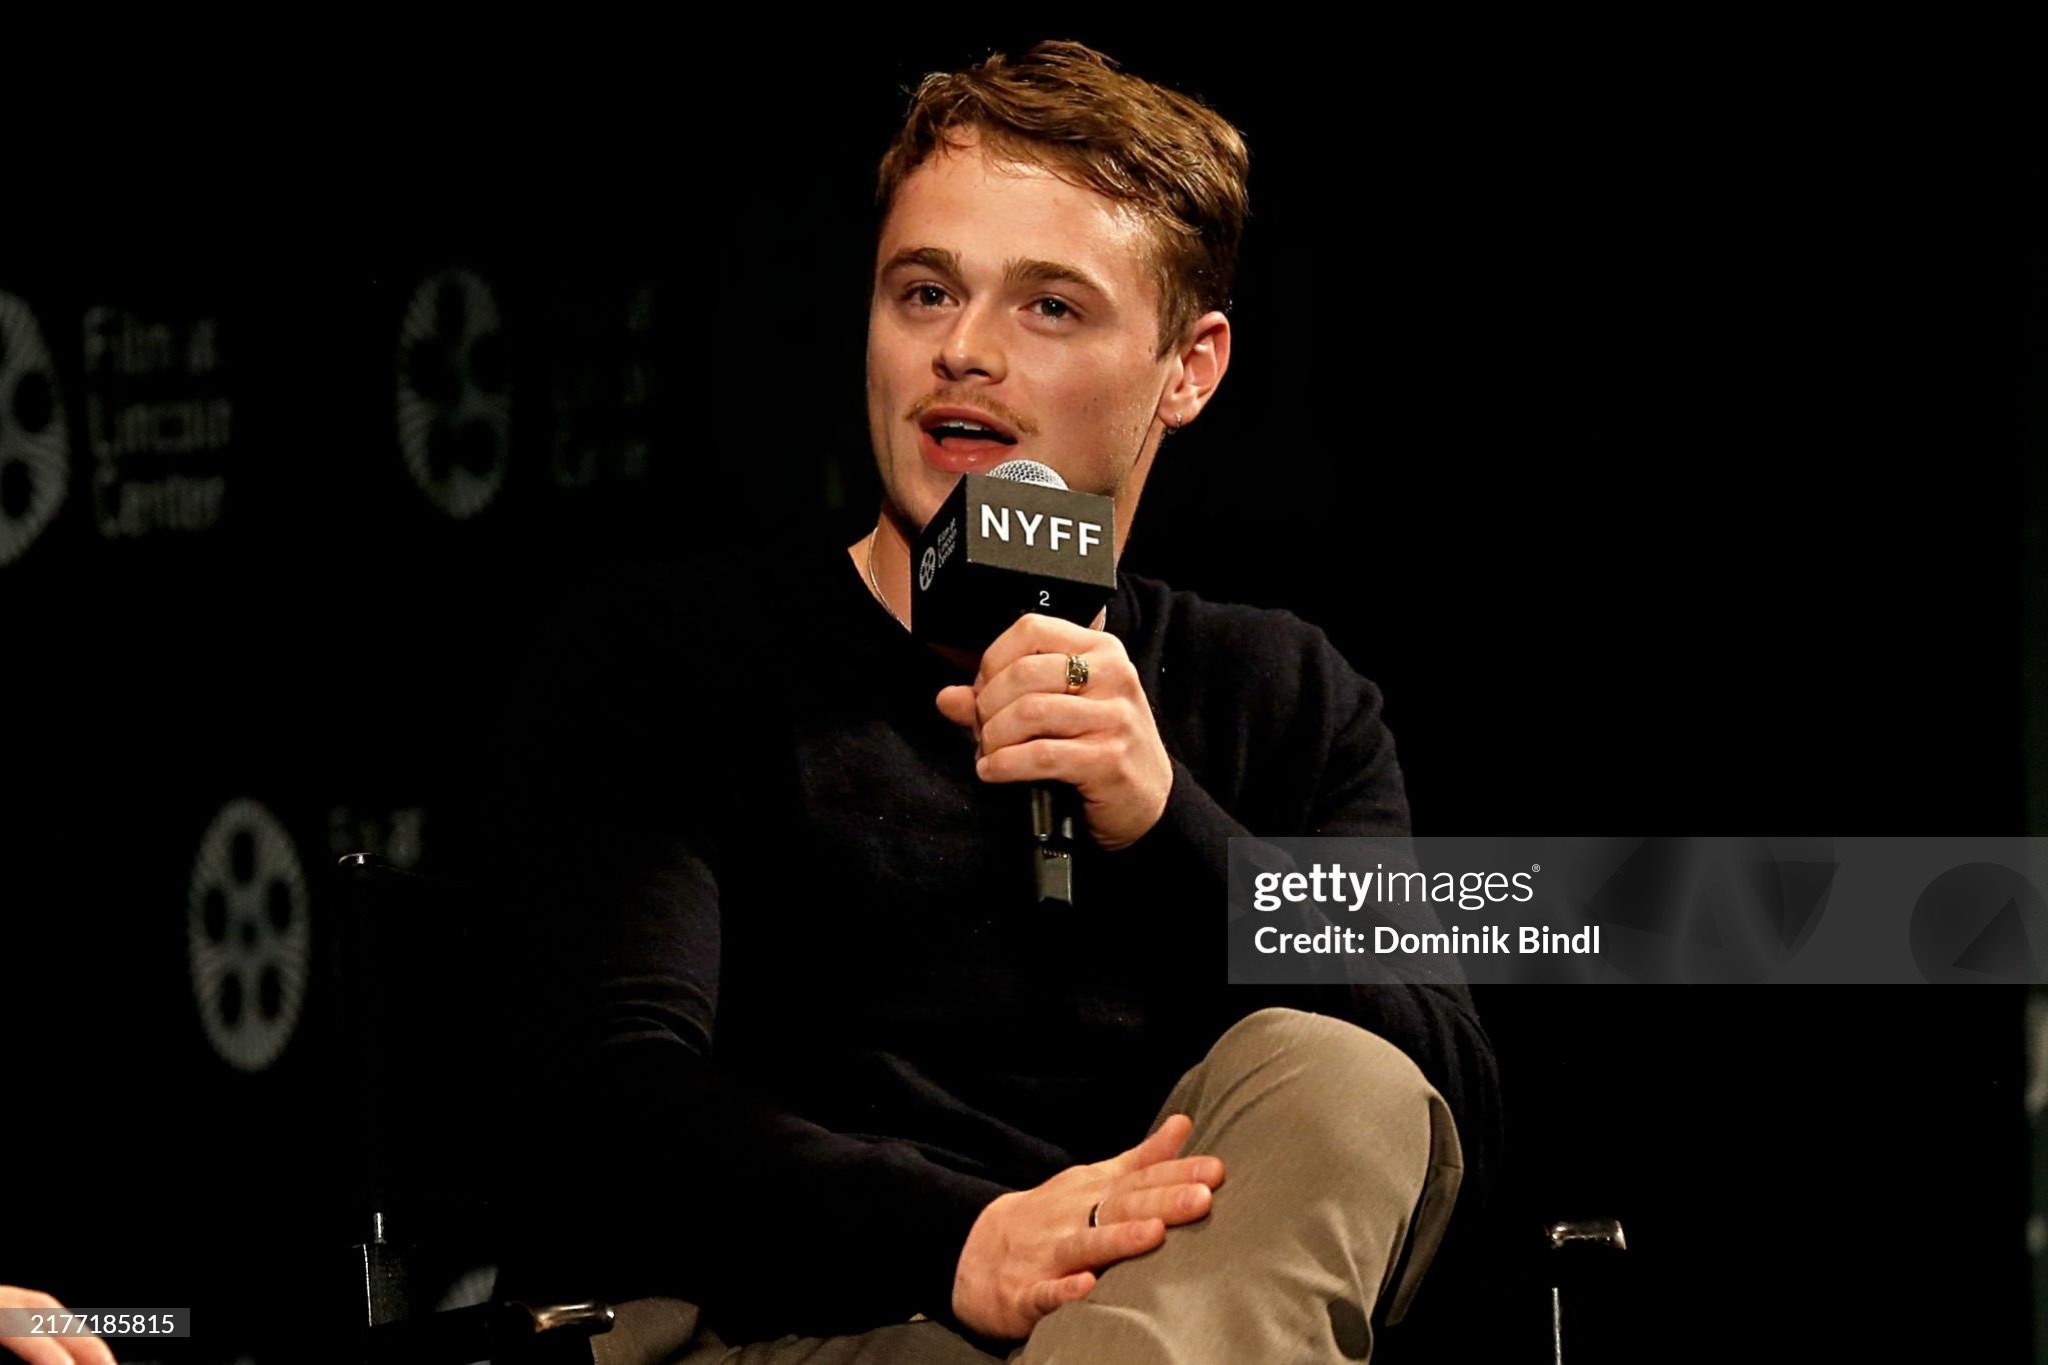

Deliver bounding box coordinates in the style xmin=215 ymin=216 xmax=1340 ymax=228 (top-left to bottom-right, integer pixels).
xmin=0 ymin=292 xmax=69 ymax=566
xmin=396 ymin=269 xmax=510 ymax=519
xmin=187 ymin=798 xmax=311 ymax=1072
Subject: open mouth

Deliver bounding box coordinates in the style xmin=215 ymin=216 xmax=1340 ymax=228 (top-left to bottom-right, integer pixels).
xmin=916 ymin=410 xmax=1021 ymax=471
xmin=921 ymin=418 xmax=1018 ymax=450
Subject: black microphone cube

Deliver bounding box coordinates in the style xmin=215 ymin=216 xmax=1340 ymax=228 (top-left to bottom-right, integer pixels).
xmin=910 ymin=473 xmax=1117 ymax=652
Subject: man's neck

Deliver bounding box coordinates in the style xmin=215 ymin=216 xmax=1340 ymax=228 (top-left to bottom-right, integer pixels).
xmin=851 ymin=520 xmax=910 ymax=629
xmin=848 ymin=515 xmax=1111 ymax=660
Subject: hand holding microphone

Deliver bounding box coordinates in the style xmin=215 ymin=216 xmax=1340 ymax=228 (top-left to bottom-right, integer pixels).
xmin=912 ymin=458 xmax=1171 ymax=895
xmin=934 ymin=611 xmax=1174 ymax=853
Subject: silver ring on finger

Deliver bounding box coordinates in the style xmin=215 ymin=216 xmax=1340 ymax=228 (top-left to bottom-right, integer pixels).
xmin=1088 ymin=1199 xmax=1104 ymax=1229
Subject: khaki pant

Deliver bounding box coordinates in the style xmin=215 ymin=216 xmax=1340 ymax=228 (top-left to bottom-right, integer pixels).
xmin=592 ymin=1008 xmax=1464 ymax=1365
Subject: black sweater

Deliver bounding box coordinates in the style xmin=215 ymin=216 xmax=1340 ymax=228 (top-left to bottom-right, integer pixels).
xmin=485 ymin=533 xmax=1501 ymax=1341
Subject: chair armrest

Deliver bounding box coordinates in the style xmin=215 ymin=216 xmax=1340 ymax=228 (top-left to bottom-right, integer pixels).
xmin=1545 ymin=1217 xmax=1629 ymax=1364
xmin=1545 ymin=1217 xmax=1628 ymax=1266
xmin=359 ymin=1297 xmax=615 ymax=1365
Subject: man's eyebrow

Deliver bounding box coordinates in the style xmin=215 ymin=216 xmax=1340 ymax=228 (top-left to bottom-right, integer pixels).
xmin=1005 ymin=257 xmax=1111 ymax=298
xmin=880 ymin=247 xmax=1114 ymax=299
xmin=881 ymin=246 xmax=963 ymax=278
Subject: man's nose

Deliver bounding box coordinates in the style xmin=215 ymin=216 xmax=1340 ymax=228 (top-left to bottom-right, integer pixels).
xmin=935 ymin=301 xmax=1005 ymax=383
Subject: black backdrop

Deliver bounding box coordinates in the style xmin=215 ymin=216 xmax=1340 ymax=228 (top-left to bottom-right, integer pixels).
xmin=3 ymin=25 xmax=2033 ymax=1364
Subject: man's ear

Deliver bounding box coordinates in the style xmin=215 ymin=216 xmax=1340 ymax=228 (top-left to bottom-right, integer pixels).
xmin=1160 ymin=310 xmax=1232 ymax=430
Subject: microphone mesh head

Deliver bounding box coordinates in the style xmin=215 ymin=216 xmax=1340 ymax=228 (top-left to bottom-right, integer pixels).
xmin=985 ymin=458 xmax=1068 ymax=491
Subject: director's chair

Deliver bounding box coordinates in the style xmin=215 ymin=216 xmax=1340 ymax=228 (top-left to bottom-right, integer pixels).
xmin=326 ymin=852 xmax=1627 ymax=1364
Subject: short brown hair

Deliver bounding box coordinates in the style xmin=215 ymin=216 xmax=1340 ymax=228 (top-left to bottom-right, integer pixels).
xmin=875 ymin=40 xmax=1249 ymax=360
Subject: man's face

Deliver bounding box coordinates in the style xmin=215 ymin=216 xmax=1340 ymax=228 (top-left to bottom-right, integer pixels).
xmin=866 ymin=131 xmax=1177 ymax=543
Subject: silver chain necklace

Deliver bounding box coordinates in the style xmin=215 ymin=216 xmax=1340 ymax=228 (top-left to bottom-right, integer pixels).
xmin=866 ymin=525 xmax=907 ymax=631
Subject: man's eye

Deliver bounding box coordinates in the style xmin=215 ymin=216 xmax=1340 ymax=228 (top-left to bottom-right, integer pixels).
xmin=1030 ymin=297 xmax=1076 ymax=321
xmin=904 ymin=284 xmax=949 ymax=308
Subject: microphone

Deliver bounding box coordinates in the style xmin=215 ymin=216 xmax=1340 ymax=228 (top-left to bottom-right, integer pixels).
xmin=909 ymin=460 xmax=1116 ymax=906
xmin=908 ymin=460 xmax=1117 ymax=648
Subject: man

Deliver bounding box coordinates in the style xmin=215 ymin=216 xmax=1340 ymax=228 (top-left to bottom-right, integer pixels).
xmin=490 ymin=40 xmax=1497 ymax=1364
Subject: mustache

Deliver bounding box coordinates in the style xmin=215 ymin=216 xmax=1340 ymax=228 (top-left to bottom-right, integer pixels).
xmin=905 ymin=395 xmax=1035 ymax=437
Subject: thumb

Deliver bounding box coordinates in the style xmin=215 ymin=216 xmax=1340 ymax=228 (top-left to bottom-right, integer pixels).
xmin=1025 ymin=1271 xmax=1097 ymax=1324
xmin=935 ymin=685 xmax=977 ymax=729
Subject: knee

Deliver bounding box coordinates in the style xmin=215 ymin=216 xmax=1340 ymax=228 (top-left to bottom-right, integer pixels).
xmin=1215 ymin=1007 xmax=1431 ymax=1093
xmin=1204 ymin=1007 xmax=1446 ymax=1152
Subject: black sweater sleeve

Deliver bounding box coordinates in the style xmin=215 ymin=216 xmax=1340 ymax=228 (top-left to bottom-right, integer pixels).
xmin=1098 ymin=608 xmax=1502 ymax=1211
xmin=485 ymin=564 xmax=1009 ymax=1336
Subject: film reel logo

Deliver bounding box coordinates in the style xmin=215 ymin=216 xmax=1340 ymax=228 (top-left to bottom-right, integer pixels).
xmin=396 ymin=269 xmax=510 ymax=519
xmin=187 ymin=798 xmax=311 ymax=1072
xmin=0 ymin=292 xmax=69 ymax=566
